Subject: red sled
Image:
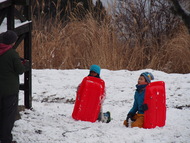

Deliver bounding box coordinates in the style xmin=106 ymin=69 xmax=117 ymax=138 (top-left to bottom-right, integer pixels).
xmin=143 ymin=81 xmax=166 ymax=129
xmin=72 ymin=76 xmax=105 ymax=122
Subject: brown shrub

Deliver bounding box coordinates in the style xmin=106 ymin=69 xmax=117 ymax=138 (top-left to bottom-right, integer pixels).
xmin=17 ymin=15 xmax=190 ymax=73
xmin=147 ymin=26 xmax=190 ymax=73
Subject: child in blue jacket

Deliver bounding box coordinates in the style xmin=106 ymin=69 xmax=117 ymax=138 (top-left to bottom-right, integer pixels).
xmin=123 ymin=72 xmax=154 ymax=128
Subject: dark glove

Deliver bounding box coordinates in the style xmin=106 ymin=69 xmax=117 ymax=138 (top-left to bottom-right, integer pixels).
xmin=141 ymin=104 xmax=148 ymax=111
xmin=20 ymin=58 xmax=26 ymax=63
xmin=126 ymin=112 xmax=135 ymax=121
xmin=20 ymin=58 xmax=30 ymax=71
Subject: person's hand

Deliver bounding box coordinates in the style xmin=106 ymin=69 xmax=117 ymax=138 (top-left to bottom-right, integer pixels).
xmin=20 ymin=58 xmax=26 ymax=64
xmin=20 ymin=58 xmax=30 ymax=71
xmin=141 ymin=104 xmax=148 ymax=111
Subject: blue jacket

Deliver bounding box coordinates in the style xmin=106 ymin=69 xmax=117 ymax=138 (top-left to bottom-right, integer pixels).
xmin=129 ymin=84 xmax=147 ymax=114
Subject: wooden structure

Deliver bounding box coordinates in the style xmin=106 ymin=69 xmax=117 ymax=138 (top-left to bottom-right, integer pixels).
xmin=0 ymin=0 xmax=32 ymax=109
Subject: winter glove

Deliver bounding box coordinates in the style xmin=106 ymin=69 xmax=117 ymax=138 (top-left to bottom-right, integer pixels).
xmin=20 ymin=58 xmax=30 ymax=71
xmin=141 ymin=104 xmax=148 ymax=111
xmin=126 ymin=112 xmax=135 ymax=121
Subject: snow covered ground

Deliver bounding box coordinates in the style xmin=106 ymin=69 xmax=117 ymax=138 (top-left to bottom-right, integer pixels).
xmin=13 ymin=69 xmax=190 ymax=143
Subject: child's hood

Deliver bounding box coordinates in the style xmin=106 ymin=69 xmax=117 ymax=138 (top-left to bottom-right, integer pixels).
xmin=0 ymin=43 xmax=12 ymax=56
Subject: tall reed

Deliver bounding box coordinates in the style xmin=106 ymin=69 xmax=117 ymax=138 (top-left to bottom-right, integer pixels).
xmin=16 ymin=2 xmax=190 ymax=73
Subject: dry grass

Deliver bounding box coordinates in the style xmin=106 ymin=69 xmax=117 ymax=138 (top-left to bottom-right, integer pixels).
xmin=17 ymin=14 xmax=190 ymax=73
xmin=30 ymin=14 xmax=125 ymax=70
xmin=147 ymin=26 xmax=190 ymax=73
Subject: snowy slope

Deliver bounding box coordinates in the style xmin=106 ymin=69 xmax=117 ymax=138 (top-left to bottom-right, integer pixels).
xmin=12 ymin=69 xmax=190 ymax=143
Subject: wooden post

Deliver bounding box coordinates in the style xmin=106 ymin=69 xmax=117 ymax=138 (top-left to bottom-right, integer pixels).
xmin=23 ymin=0 xmax=32 ymax=109
xmin=24 ymin=30 xmax=32 ymax=109
xmin=7 ymin=4 xmax=14 ymax=30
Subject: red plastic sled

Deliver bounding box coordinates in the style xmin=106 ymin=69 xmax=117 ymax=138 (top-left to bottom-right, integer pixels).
xmin=72 ymin=76 xmax=105 ymax=122
xmin=143 ymin=81 xmax=166 ymax=129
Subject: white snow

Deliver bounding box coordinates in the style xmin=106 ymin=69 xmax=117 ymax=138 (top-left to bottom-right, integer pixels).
xmin=0 ymin=18 xmax=31 ymax=33
xmin=13 ymin=69 xmax=190 ymax=143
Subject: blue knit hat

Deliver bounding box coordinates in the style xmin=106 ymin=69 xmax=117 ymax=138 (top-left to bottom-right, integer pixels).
xmin=90 ymin=65 xmax=101 ymax=75
xmin=140 ymin=72 xmax=154 ymax=83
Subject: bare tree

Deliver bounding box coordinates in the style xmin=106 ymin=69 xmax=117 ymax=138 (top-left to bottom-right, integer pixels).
xmin=31 ymin=0 xmax=94 ymax=22
xmin=113 ymin=0 xmax=180 ymax=47
xmin=170 ymin=0 xmax=190 ymax=33
xmin=31 ymin=0 xmax=107 ymax=23
xmin=93 ymin=0 xmax=107 ymax=23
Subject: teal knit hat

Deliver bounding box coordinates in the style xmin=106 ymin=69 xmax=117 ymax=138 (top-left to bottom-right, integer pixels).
xmin=141 ymin=72 xmax=154 ymax=83
xmin=90 ymin=65 xmax=101 ymax=75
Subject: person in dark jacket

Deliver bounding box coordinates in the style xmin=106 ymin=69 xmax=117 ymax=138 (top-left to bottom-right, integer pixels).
xmin=123 ymin=72 xmax=154 ymax=128
xmin=0 ymin=30 xmax=28 ymax=143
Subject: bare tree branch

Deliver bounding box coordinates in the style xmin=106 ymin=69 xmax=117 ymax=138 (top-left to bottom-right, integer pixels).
xmin=170 ymin=0 xmax=190 ymax=33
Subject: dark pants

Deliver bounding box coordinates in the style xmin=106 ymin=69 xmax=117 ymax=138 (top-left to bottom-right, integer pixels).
xmin=0 ymin=94 xmax=18 ymax=143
